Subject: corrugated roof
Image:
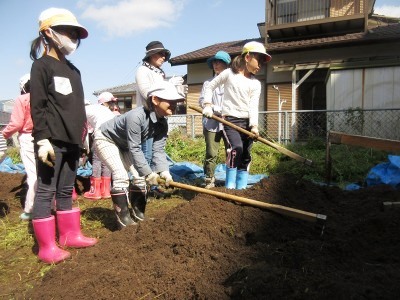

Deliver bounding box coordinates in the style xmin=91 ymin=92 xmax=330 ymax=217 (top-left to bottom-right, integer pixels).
xmin=170 ymin=23 xmax=400 ymax=66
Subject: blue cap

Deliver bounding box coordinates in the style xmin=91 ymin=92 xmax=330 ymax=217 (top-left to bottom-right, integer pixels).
xmin=206 ymin=51 xmax=231 ymax=69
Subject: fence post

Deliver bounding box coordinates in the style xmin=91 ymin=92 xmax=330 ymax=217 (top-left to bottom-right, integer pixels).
xmin=284 ymin=111 xmax=289 ymax=145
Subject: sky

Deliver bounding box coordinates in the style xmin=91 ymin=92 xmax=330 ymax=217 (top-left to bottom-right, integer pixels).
xmin=1 ymin=0 xmax=399 ymax=103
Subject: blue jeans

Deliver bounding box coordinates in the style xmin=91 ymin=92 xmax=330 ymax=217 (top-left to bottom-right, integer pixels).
xmin=32 ymin=140 xmax=79 ymax=219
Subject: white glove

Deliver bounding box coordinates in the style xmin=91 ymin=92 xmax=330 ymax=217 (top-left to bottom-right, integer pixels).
xmin=175 ymin=84 xmax=188 ymax=96
xmin=168 ymin=76 xmax=184 ymax=85
xmin=202 ymin=106 xmax=213 ymax=118
xmin=251 ymin=126 xmax=259 ymax=138
xmin=145 ymin=172 xmax=160 ymax=186
xmin=37 ymin=139 xmax=55 ymax=167
xmin=160 ymin=171 xmax=173 ymax=187
xmin=213 ymin=105 xmax=222 ymax=114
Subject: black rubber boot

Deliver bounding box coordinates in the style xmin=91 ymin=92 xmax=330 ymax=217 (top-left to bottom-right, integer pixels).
xmin=111 ymin=188 xmax=135 ymax=229
xmin=130 ymin=184 xmax=147 ymax=221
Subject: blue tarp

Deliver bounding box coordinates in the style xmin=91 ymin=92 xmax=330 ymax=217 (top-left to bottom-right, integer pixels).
xmin=345 ymin=155 xmax=400 ymax=190
xmin=0 ymin=157 xmax=26 ymax=174
xmin=77 ymin=161 xmax=92 ymax=177
xmin=365 ymin=155 xmax=400 ymax=189
xmin=169 ymin=162 xmax=204 ymax=183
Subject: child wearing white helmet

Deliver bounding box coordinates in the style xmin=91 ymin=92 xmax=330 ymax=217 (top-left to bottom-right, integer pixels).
xmin=2 ymin=74 xmax=36 ymax=221
xmin=83 ymin=92 xmax=119 ymax=200
xmin=202 ymin=41 xmax=271 ymax=190
xmin=93 ymin=81 xmax=185 ymax=228
xmin=29 ymin=7 xmax=96 ymax=264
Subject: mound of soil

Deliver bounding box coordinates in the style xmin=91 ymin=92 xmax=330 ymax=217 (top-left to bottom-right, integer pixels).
xmin=24 ymin=174 xmax=400 ymax=299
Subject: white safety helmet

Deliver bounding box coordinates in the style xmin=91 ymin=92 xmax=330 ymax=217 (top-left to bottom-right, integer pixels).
xmin=19 ymin=73 xmax=30 ymax=93
xmin=242 ymin=41 xmax=272 ymax=62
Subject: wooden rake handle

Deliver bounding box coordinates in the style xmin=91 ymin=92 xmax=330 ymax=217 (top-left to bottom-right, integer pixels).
xmin=168 ymin=181 xmax=326 ymax=224
xmin=189 ymin=105 xmax=312 ymax=166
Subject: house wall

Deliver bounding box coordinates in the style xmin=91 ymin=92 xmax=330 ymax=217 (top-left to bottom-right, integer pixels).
xmin=267 ymin=84 xmax=294 ymax=111
xmin=327 ymin=69 xmax=363 ymax=109
xmin=265 ymin=83 xmax=296 ymax=139
xmin=364 ymin=66 xmax=400 ymax=109
xmin=187 ymin=63 xmax=213 ymax=85
xmin=267 ymin=41 xmax=400 ymax=111
xmin=268 ymin=42 xmax=400 ymax=77
xmin=186 ymin=83 xmax=203 ymax=136
xmin=327 ymin=66 xmax=400 ymax=110
xmin=327 ymin=66 xmax=400 ymax=138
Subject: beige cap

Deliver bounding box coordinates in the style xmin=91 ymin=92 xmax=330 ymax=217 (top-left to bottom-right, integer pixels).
xmin=38 ymin=7 xmax=88 ymax=39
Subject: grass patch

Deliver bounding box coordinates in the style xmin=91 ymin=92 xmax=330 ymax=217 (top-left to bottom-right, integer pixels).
xmin=0 ymin=216 xmax=33 ymax=251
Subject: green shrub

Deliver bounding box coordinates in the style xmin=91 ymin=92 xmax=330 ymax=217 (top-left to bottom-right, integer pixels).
xmin=6 ymin=147 xmax=22 ymax=164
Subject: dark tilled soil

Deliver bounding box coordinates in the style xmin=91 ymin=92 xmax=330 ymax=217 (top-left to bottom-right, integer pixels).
xmin=2 ymin=172 xmax=400 ymax=299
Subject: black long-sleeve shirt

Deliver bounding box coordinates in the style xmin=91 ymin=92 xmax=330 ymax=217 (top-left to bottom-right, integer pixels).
xmin=30 ymin=55 xmax=86 ymax=146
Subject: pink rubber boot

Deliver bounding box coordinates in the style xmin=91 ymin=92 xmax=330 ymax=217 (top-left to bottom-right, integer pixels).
xmin=83 ymin=177 xmax=102 ymax=200
xmin=32 ymin=216 xmax=71 ymax=264
xmin=57 ymin=208 xmax=98 ymax=248
xmin=101 ymin=176 xmax=111 ymax=199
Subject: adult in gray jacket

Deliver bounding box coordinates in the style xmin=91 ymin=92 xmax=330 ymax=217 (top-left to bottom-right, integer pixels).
xmin=94 ymin=81 xmax=185 ymax=229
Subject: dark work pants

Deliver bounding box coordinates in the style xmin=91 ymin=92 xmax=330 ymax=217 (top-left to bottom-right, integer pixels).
xmin=223 ymin=116 xmax=253 ymax=171
xmin=32 ymin=140 xmax=79 ymax=219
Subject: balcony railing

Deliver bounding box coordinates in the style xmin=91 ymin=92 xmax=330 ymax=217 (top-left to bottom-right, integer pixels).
xmin=265 ymin=0 xmax=374 ymax=40
xmin=267 ymin=0 xmax=368 ymax=26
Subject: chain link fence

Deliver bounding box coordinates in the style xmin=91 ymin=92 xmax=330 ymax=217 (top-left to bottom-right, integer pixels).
xmin=168 ymin=108 xmax=400 ymax=143
xmin=2 ymin=108 xmax=398 ymax=149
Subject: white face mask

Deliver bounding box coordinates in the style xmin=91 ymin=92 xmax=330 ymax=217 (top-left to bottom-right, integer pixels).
xmin=49 ymin=28 xmax=78 ymax=56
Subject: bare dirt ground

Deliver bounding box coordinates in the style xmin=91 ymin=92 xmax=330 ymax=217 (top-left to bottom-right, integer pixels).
xmin=1 ymin=171 xmax=400 ymax=299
